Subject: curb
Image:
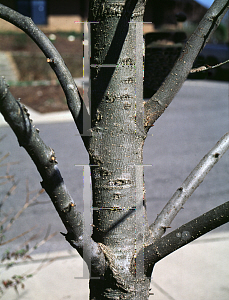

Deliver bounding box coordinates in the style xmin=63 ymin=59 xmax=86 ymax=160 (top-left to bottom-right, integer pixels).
xmin=0 ymin=77 xmax=89 ymax=127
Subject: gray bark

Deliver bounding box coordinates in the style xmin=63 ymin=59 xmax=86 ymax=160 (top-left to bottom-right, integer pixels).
xmin=0 ymin=0 xmax=229 ymax=299
xmin=0 ymin=76 xmax=106 ymax=277
xmin=88 ymin=1 xmax=151 ymax=298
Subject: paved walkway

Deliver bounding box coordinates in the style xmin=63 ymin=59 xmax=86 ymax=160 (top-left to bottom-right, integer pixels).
xmin=1 ymin=231 xmax=229 ymax=300
xmin=0 ymin=51 xmax=19 ymax=83
xmin=1 ymin=79 xmax=228 ymax=299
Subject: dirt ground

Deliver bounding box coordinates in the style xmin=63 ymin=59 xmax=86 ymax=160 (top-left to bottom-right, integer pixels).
xmin=9 ymin=84 xmax=84 ymax=113
xmin=0 ymin=32 xmax=83 ymax=54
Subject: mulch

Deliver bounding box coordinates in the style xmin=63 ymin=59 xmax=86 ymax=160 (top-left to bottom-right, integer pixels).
xmin=0 ymin=32 xmax=83 ymax=55
xmin=9 ymin=84 xmax=84 ymax=113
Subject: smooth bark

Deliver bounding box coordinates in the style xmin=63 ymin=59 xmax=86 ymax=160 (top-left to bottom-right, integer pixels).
xmin=88 ymin=1 xmax=151 ymax=298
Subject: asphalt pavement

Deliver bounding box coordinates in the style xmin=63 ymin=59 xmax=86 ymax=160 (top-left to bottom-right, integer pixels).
xmin=0 ymin=79 xmax=229 ymax=299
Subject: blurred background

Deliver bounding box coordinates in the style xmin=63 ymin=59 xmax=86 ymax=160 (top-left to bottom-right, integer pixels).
xmin=0 ymin=0 xmax=228 ymax=108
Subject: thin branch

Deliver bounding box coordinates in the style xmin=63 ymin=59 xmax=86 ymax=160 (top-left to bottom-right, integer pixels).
xmin=0 ymin=230 xmax=59 ymax=297
xmin=0 ymin=161 xmax=20 ymax=168
xmin=16 ymin=227 xmax=47 ymax=249
xmin=149 ymin=132 xmax=229 ymax=239
xmin=0 ymin=153 xmax=9 ymax=163
xmin=1 ymin=180 xmax=19 ymax=207
xmin=0 ymin=188 xmax=44 ymax=236
xmin=0 ymin=134 xmax=6 ymax=142
xmin=0 ymin=77 xmax=105 ymax=277
xmin=0 ymin=4 xmax=90 ymax=147
xmin=0 ymin=215 xmax=8 ymax=228
xmin=140 ymin=201 xmax=229 ymax=276
xmin=190 ymin=59 xmax=229 ymax=73
xmin=0 ymin=227 xmax=37 ymax=246
xmin=23 ymin=230 xmax=58 ymax=257
xmin=0 ymin=175 xmax=14 ymax=180
xmin=144 ymin=0 xmax=229 ymax=129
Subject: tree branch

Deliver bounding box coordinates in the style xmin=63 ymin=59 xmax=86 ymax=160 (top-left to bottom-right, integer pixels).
xmin=140 ymin=201 xmax=229 ymax=277
xmin=149 ymin=131 xmax=229 ymax=239
xmin=144 ymin=0 xmax=229 ymax=129
xmin=0 ymin=4 xmax=90 ymax=147
xmin=0 ymin=77 xmax=105 ymax=276
xmin=190 ymin=59 xmax=229 ymax=73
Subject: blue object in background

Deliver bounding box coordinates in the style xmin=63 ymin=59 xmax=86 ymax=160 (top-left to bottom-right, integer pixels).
xmin=17 ymin=0 xmax=47 ymax=25
xmin=31 ymin=1 xmax=47 ymax=25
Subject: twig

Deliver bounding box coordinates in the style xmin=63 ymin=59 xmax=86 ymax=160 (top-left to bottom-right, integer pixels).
xmin=17 ymin=228 xmax=47 ymax=250
xmin=141 ymin=201 xmax=229 ymax=275
xmin=1 ymin=188 xmax=44 ymax=235
xmin=149 ymin=131 xmax=229 ymax=239
xmin=0 ymin=229 xmax=59 ymax=298
xmin=144 ymin=0 xmax=229 ymax=129
xmin=0 ymin=161 xmax=20 ymax=168
xmin=0 ymin=227 xmax=37 ymax=246
xmin=1 ymin=180 xmax=19 ymax=207
xmin=26 ymin=231 xmax=58 ymax=257
xmin=0 ymin=175 xmax=14 ymax=180
xmin=0 ymin=4 xmax=90 ymax=146
xmin=0 ymin=153 xmax=9 ymax=163
xmin=0 ymin=134 xmax=6 ymax=142
xmin=0 ymin=77 xmax=106 ymax=276
xmin=0 ymin=215 xmax=8 ymax=228
xmin=190 ymin=59 xmax=229 ymax=73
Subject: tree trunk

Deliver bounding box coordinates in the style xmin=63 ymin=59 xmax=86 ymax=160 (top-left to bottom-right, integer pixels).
xmin=1 ymin=1 xmax=229 ymax=299
xmin=88 ymin=0 xmax=151 ymax=298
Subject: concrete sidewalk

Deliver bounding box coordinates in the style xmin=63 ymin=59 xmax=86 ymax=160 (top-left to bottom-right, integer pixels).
xmin=0 ymin=106 xmax=73 ymax=127
xmin=1 ymin=79 xmax=228 ymax=299
xmin=1 ymin=231 xmax=229 ymax=300
xmin=0 ymin=52 xmax=19 ymax=83
xmin=0 ymin=77 xmax=89 ymax=127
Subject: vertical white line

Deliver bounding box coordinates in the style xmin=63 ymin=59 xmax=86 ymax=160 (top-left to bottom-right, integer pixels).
xmin=81 ymin=21 xmax=98 ymax=136
xmin=83 ymin=164 xmax=92 ymax=278
xmin=135 ymin=164 xmax=145 ymax=279
xmin=135 ymin=21 xmax=144 ymax=133
xmin=82 ymin=22 xmax=91 ymax=136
